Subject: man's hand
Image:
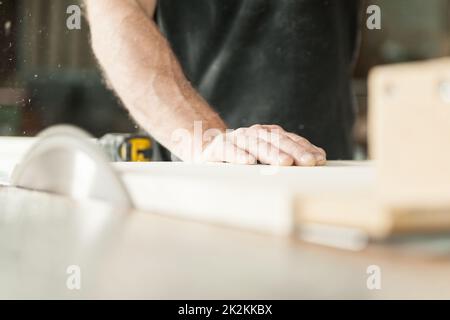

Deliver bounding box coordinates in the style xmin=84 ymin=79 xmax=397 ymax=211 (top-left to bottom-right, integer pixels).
xmin=85 ymin=1 xmax=326 ymax=167
xmin=199 ymin=125 xmax=326 ymax=166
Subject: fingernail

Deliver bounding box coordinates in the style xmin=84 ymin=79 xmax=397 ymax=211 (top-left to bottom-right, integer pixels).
xmin=300 ymin=153 xmax=316 ymax=166
xmin=315 ymin=153 xmax=326 ymax=163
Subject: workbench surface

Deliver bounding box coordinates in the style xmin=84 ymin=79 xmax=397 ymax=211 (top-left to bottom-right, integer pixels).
xmin=1 ymin=187 xmax=449 ymax=299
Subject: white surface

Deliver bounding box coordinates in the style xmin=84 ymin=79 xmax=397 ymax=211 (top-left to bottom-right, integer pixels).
xmin=0 ymin=137 xmax=36 ymax=183
xmin=115 ymin=161 xmax=375 ymax=235
xmin=1 ymin=187 xmax=450 ymax=299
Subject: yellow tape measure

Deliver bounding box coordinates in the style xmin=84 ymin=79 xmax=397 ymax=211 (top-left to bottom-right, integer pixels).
xmin=119 ymin=136 xmax=153 ymax=162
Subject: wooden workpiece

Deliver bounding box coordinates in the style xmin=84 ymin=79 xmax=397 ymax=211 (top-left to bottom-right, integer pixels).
xmin=369 ymin=58 xmax=450 ymax=208
xmin=113 ymin=160 xmax=450 ymax=240
xmin=115 ymin=161 xmax=375 ymax=236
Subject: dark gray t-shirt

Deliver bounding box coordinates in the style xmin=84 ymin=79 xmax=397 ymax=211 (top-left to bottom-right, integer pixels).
xmin=156 ymin=0 xmax=361 ymax=160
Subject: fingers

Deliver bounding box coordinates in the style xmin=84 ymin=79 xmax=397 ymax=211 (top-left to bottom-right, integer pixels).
xmin=231 ymin=129 xmax=294 ymax=166
xmin=201 ymin=134 xmax=256 ymax=165
xmin=261 ymin=125 xmax=327 ymax=166
xmin=284 ymin=132 xmax=326 ymax=165
xmin=199 ymin=125 xmax=327 ymax=167
xmin=250 ymin=125 xmax=319 ymax=166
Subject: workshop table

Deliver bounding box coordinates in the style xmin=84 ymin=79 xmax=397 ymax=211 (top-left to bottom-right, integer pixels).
xmin=1 ymin=187 xmax=449 ymax=299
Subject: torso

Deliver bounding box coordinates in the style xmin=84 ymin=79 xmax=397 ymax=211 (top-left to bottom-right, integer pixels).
xmin=157 ymin=0 xmax=361 ymax=159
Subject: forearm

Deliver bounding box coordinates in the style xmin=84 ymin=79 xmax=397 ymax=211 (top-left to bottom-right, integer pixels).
xmin=85 ymin=0 xmax=226 ymax=159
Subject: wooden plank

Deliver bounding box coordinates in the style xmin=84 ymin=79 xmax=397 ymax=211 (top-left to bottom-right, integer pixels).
xmin=115 ymin=160 xmax=450 ymax=238
xmin=114 ymin=161 xmax=377 ymax=236
xmin=369 ymin=58 xmax=450 ymax=207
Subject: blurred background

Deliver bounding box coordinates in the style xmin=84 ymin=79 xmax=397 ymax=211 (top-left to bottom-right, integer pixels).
xmin=0 ymin=0 xmax=449 ymax=158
